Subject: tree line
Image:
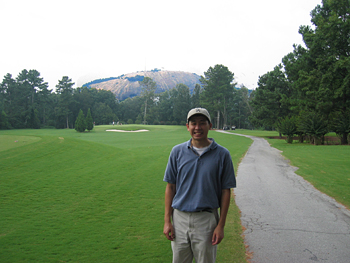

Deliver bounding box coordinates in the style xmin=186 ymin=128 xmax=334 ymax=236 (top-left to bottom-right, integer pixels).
xmin=0 ymin=66 xmax=252 ymax=131
xmin=0 ymin=71 xmax=120 ymax=130
xmin=249 ymin=0 xmax=350 ymax=144
xmin=1 ymin=1 xmax=348 ymax=145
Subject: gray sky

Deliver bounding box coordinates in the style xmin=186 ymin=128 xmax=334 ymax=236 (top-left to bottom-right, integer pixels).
xmin=1 ymin=0 xmax=321 ymax=91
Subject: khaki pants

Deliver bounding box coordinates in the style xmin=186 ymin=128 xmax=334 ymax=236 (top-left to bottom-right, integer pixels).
xmin=171 ymin=209 xmax=219 ymax=263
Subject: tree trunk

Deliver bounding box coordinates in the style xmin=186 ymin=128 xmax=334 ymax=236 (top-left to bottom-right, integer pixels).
xmin=217 ymin=110 xmax=220 ymax=129
xmin=341 ymin=132 xmax=349 ymax=145
xmin=144 ymin=99 xmax=147 ymax=125
xmin=287 ymin=135 xmax=293 ymax=144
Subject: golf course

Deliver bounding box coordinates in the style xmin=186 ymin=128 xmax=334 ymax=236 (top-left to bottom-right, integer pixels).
xmin=1 ymin=126 xmax=349 ymax=262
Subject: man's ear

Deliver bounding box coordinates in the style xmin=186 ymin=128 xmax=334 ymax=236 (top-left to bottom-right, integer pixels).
xmin=186 ymin=123 xmax=190 ymax=131
xmin=209 ymin=122 xmax=213 ymax=129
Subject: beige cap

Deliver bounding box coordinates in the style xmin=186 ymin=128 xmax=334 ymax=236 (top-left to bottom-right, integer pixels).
xmin=187 ymin=108 xmax=211 ymax=123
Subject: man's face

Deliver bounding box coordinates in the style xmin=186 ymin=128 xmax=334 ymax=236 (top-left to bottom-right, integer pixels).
xmin=186 ymin=115 xmax=212 ymax=142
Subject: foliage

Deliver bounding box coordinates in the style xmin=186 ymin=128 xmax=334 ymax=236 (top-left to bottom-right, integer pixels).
xmin=1 ymin=67 xmax=254 ymax=132
xmin=276 ymin=116 xmax=298 ymax=143
xmin=85 ymin=108 xmax=94 ymax=131
xmin=230 ymin=86 xmax=252 ymax=129
xmin=200 ymin=64 xmax=236 ymax=128
xmin=171 ymin=84 xmax=191 ymax=125
xmin=139 ymin=77 xmax=157 ymax=124
xmin=82 ymin=77 xmax=118 ymax=88
xmin=0 ymin=110 xmax=10 ymax=129
xmin=75 ymin=109 xmax=86 ymax=132
xmin=93 ymin=102 xmax=116 ymax=125
xmin=331 ymin=110 xmax=350 ymax=144
xmin=298 ymin=111 xmax=328 ymax=145
xmin=125 ymin=75 xmax=144 ymax=82
xmin=250 ymin=65 xmax=291 ymax=130
xmin=56 ymin=76 xmax=75 ymax=129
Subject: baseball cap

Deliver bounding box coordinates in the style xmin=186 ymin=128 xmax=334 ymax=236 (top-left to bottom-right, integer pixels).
xmin=187 ymin=108 xmax=211 ymax=123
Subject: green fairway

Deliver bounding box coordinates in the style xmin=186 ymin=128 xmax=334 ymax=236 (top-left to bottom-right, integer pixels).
xmin=0 ymin=126 xmax=252 ymax=263
xmin=231 ymin=129 xmax=350 ymax=209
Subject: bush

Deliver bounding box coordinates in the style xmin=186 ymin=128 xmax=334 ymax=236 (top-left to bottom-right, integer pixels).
xmin=75 ymin=109 xmax=86 ymax=132
xmin=298 ymin=111 xmax=328 ymax=145
xmin=85 ymin=108 xmax=93 ymax=131
xmin=276 ymin=116 xmax=298 ymax=143
xmin=127 ymin=119 xmax=133 ymax=124
xmin=331 ymin=111 xmax=350 ymax=145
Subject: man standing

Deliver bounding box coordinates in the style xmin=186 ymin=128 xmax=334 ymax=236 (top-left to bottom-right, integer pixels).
xmin=163 ymin=108 xmax=236 ymax=263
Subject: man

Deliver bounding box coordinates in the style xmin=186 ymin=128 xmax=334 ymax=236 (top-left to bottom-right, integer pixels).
xmin=163 ymin=107 xmax=236 ymax=263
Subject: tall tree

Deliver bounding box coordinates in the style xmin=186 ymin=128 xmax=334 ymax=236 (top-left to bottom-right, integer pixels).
xmin=119 ymin=96 xmax=143 ymax=124
xmin=231 ymin=86 xmax=252 ymax=129
xmin=191 ymin=84 xmax=201 ymax=108
xmin=139 ymin=77 xmax=157 ymax=124
xmin=157 ymin=90 xmax=174 ymax=124
xmin=37 ymin=83 xmax=52 ymax=127
xmin=93 ymin=102 xmax=117 ymax=125
xmin=85 ymin=108 xmax=94 ymax=131
xmin=0 ymin=74 xmax=17 ymax=128
xmin=296 ymin=0 xmax=350 ymax=143
xmin=172 ymin=84 xmax=191 ymax=125
xmin=250 ymin=65 xmax=291 ymax=130
xmin=56 ymin=76 xmax=75 ymax=128
xmin=200 ymin=64 xmax=235 ymax=128
xmin=75 ymin=109 xmax=86 ymax=132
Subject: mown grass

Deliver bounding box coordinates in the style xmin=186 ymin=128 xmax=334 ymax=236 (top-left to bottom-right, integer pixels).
xmin=231 ymin=129 xmax=350 ymax=209
xmin=0 ymin=126 xmax=252 ymax=263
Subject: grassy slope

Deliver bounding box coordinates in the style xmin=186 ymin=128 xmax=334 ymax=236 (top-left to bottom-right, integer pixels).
xmin=0 ymin=126 xmax=252 ymax=263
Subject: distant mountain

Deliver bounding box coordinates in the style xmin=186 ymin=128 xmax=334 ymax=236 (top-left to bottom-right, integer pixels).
xmin=83 ymin=69 xmax=201 ymax=101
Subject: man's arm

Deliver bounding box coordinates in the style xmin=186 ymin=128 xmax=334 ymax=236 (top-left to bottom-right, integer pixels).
xmin=212 ymin=188 xmax=231 ymax=245
xmin=163 ymin=183 xmax=176 ymax=241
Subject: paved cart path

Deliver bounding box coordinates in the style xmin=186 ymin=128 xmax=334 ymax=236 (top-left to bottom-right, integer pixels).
xmin=217 ymin=131 xmax=350 ymax=263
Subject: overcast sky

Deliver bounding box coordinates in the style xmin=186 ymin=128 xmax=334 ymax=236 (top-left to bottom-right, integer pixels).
xmin=1 ymin=0 xmax=322 ymax=91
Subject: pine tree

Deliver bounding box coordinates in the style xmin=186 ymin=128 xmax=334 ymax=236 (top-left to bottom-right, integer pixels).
xmin=75 ymin=109 xmax=86 ymax=132
xmin=86 ymin=108 xmax=93 ymax=131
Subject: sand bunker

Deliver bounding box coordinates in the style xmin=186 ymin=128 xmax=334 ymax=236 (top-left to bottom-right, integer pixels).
xmin=106 ymin=129 xmax=149 ymax=133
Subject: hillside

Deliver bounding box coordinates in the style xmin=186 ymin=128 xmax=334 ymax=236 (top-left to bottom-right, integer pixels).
xmin=83 ymin=70 xmax=201 ymax=101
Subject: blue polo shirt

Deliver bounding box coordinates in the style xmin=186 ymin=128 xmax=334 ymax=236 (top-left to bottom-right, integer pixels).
xmin=163 ymin=138 xmax=236 ymax=212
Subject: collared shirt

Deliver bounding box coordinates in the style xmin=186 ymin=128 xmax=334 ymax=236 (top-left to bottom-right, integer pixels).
xmin=163 ymin=138 xmax=236 ymax=212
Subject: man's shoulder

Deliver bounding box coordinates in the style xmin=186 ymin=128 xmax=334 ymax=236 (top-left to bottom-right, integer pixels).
xmin=210 ymin=140 xmax=231 ymax=155
xmin=174 ymin=140 xmax=190 ymax=149
xmin=171 ymin=140 xmax=190 ymax=153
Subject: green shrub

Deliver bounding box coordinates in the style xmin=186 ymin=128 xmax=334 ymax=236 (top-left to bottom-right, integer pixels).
xmin=331 ymin=111 xmax=350 ymax=145
xmin=75 ymin=109 xmax=86 ymax=132
xmin=85 ymin=108 xmax=93 ymax=131
xmin=276 ymin=116 xmax=298 ymax=143
xmin=298 ymin=111 xmax=328 ymax=145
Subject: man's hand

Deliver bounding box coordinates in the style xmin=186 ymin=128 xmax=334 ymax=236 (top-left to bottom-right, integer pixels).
xmin=163 ymin=222 xmax=175 ymax=241
xmin=212 ymin=225 xmax=224 ymax=245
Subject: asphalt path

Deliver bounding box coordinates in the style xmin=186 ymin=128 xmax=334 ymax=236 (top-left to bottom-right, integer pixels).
xmin=217 ymin=131 xmax=350 ymax=263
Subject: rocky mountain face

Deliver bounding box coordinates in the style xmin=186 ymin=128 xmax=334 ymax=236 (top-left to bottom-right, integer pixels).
xmin=83 ymin=70 xmax=201 ymax=101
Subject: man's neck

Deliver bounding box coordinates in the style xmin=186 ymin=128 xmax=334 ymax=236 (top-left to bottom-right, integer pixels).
xmin=191 ymin=138 xmax=212 ymax=148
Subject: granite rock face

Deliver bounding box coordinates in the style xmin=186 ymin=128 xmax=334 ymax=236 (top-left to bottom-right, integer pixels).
xmin=85 ymin=70 xmax=201 ymax=100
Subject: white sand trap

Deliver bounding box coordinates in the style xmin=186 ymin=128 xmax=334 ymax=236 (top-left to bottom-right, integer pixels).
xmin=106 ymin=129 xmax=149 ymax=132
